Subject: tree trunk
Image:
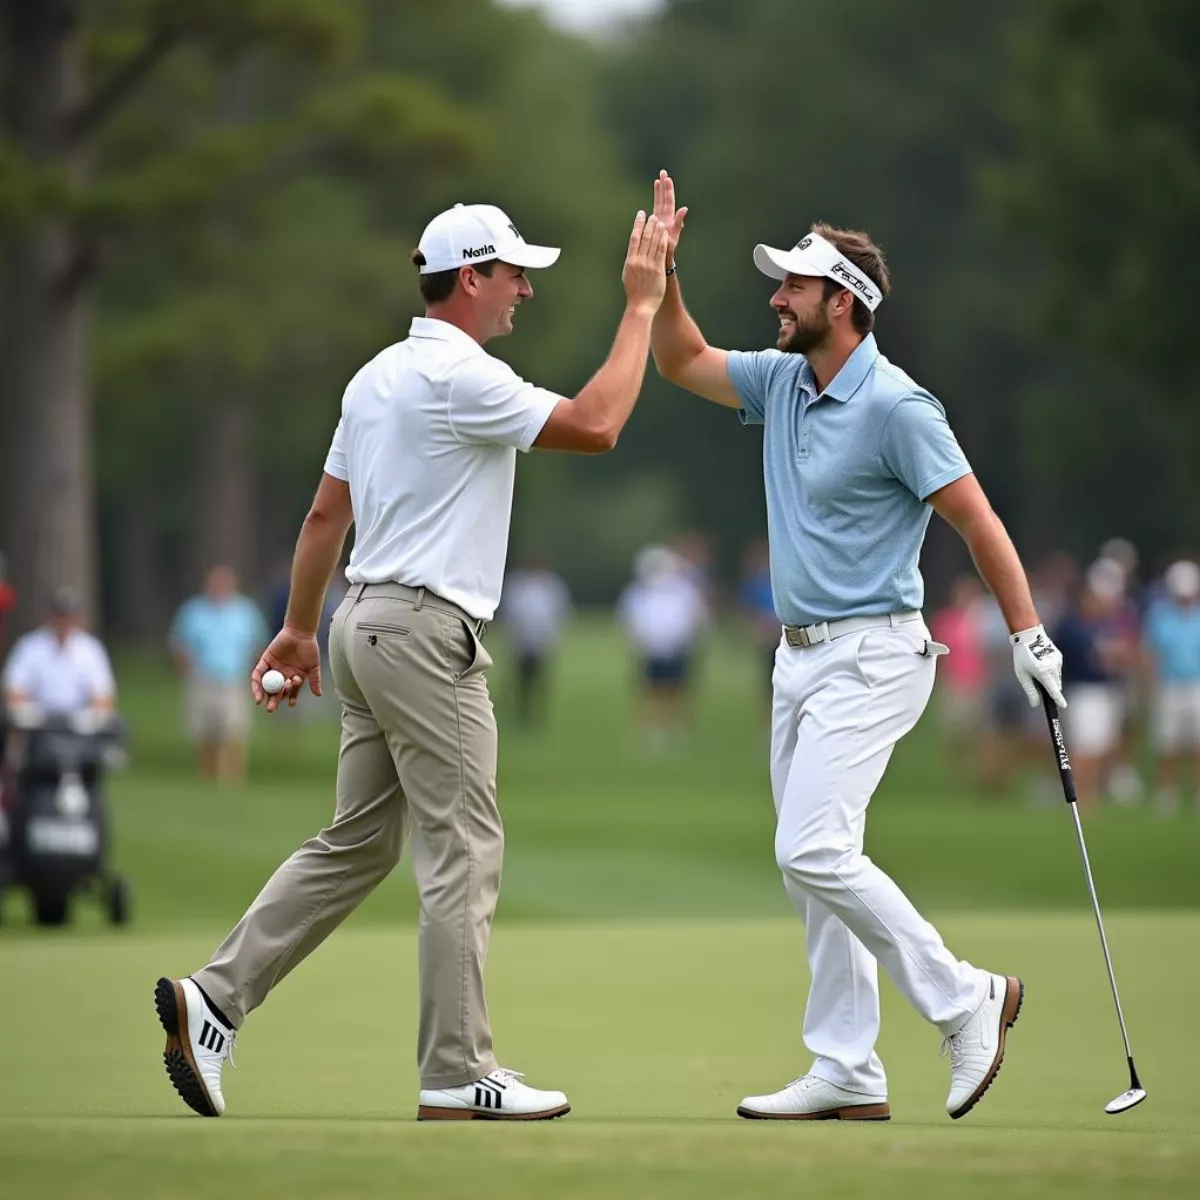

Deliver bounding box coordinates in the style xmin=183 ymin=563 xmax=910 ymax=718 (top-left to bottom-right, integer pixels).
xmin=193 ymin=393 xmax=255 ymax=584
xmin=108 ymin=488 xmax=170 ymax=639
xmin=1 ymin=0 xmax=95 ymax=638
xmin=188 ymin=58 xmax=268 ymax=592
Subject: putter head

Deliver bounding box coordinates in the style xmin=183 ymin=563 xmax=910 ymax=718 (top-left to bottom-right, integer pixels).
xmin=1105 ymin=1087 xmax=1147 ymax=1115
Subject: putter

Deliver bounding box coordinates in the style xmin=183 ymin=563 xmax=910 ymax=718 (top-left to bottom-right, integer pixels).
xmin=1040 ymin=689 xmax=1147 ymax=1114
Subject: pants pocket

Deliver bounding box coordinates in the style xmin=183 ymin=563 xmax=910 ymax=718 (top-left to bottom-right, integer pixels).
xmin=451 ymin=620 xmax=493 ymax=683
xmin=356 ymin=621 xmax=411 ymax=647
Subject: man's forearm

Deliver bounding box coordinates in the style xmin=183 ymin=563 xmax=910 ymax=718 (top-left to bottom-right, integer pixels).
xmin=284 ymin=511 xmax=349 ymax=635
xmin=651 ymin=275 xmax=707 ymax=379
xmin=962 ymin=510 xmax=1040 ymax=632
xmin=568 ymin=305 xmax=655 ymax=449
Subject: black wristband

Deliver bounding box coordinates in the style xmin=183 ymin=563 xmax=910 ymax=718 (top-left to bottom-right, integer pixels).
xmin=665 ymin=265 xmax=677 ymax=277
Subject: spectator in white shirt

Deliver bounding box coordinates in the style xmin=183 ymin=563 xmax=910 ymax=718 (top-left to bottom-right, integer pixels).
xmin=617 ymin=544 xmax=708 ymax=745
xmin=3 ymin=586 xmax=116 ymax=721
xmin=499 ymin=558 xmax=572 ymax=728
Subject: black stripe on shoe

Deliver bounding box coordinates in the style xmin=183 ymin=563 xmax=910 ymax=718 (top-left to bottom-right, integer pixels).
xmin=155 ymin=977 xmax=218 ymax=1117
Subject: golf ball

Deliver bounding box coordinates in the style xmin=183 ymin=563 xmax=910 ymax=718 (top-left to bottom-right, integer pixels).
xmin=261 ymin=669 xmax=286 ymax=695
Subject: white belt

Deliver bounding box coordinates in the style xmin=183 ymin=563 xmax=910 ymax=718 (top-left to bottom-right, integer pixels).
xmin=783 ymin=610 xmax=922 ymax=649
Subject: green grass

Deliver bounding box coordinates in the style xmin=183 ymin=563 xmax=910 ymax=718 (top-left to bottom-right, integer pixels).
xmin=2 ymin=620 xmax=1198 ymax=1197
xmin=2 ymin=918 xmax=1197 ymax=1198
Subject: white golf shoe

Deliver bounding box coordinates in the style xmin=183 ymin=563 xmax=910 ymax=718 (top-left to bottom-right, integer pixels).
xmin=943 ymin=973 xmax=1024 ymax=1119
xmin=418 ymin=1068 xmax=570 ymax=1121
xmin=155 ymin=976 xmax=236 ymax=1117
xmin=737 ymin=1074 xmax=890 ymax=1121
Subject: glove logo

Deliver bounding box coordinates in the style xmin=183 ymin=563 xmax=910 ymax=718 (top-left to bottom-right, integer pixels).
xmin=1029 ymin=634 xmax=1055 ymax=661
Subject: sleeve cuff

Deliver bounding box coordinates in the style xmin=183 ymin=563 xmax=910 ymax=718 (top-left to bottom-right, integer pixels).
xmin=516 ymin=391 xmax=563 ymax=453
xmin=917 ymin=464 xmax=972 ymax=501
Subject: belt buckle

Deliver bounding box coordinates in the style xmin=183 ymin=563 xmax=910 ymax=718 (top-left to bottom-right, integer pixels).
xmin=784 ymin=625 xmax=811 ymax=649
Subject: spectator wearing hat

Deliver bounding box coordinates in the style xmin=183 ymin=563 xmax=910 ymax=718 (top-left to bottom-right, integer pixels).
xmin=2 ymin=586 xmax=116 ymax=722
xmin=1144 ymin=559 xmax=1200 ymax=814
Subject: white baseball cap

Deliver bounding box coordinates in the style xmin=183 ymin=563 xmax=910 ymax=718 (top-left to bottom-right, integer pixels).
xmin=1086 ymin=557 xmax=1127 ymax=602
xmin=1165 ymin=559 xmax=1200 ymax=601
xmin=416 ymin=203 xmax=560 ymax=274
xmin=752 ymin=230 xmax=884 ymax=311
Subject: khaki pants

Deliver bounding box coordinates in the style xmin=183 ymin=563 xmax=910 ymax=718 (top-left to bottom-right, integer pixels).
xmin=193 ymin=582 xmax=502 ymax=1089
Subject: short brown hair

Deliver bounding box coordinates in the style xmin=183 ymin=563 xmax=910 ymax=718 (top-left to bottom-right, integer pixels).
xmin=812 ymin=222 xmax=890 ymax=334
xmin=410 ymin=248 xmax=496 ymax=304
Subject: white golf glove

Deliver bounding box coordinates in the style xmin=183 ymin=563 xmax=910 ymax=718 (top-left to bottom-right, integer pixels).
xmin=1011 ymin=624 xmax=1067 ymax=708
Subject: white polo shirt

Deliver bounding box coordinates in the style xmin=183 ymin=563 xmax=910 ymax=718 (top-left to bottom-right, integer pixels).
xmin=3 ymin=627 xmax=116 ymax=714
xmin=324 ymin=318 xmax=561 ymax=621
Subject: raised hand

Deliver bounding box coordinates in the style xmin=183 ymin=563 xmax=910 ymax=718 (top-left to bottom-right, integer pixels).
xmin=621 ymin=210 xmax=670 ymax=314
xmin=653 ymin=169 xmax=688 ymax=264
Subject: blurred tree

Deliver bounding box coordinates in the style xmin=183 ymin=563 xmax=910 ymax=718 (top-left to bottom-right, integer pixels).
xmin=988 ymin=0 xmax=1200 ymax=556
xmin=95 ymin=0 xmax=641 ymax=627
xmin=0 ymin=0 xmax=474 ymax=635
xmin=602 ymin=0 xmax=1051 ymax=592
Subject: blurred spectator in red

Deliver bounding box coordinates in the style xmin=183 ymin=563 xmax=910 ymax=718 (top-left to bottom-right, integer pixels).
xmin=1143 ymin=559 xmax=1200 ymax=815
xmin=975 ymin=594 xmax=1030 ymax=792
xmin=931 ymin=574 xmax=988 ymax=788
xmin=0 ymin=553 xmax=14 ymax=657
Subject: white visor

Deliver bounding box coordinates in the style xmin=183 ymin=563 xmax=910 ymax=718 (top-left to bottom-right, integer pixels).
xmin=417 ymin=203 xmax=560 ymax=274
xmin=752 ymin=231 xmax=883 ymax=311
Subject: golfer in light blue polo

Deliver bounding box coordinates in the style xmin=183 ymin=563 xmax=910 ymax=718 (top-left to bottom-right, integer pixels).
xmin=647 ymin=171 xmax=1067 ymax=1122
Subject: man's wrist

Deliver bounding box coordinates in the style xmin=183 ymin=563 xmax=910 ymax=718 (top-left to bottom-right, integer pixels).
xmin=282 ymin=620 xmax=319 ymax=640
xmin=1010 ymin=623 xmax=1045 ymax=644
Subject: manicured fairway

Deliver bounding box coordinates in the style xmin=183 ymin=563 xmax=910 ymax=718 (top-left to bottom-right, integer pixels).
xmin=2 ymin=915 xmax=1196 ymax=1199
xmin=2 ymin=623 xmax=1197 ymax=1197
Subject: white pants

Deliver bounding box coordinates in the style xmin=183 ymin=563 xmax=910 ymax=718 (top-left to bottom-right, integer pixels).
xmin=1064 ymin=682 xmax=1123 ymax=757
xmin=770 ymin=617 xmax=988 ymax=1095
xmin=1153 ymin=683 xmax=1200 ymax=753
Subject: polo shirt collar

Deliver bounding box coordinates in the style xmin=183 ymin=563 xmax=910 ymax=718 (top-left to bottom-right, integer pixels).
xmin=820 ymin=333 xmax=879 ymax=402
xmin=409 ymin=316 xmax=485 ymax=354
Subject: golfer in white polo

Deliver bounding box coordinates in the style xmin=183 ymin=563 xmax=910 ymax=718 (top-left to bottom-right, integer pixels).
xmin=648 ymin=172 xmax=1066 ymax=1121
xmin=155 ymin=203 xmax=670 ymax=1121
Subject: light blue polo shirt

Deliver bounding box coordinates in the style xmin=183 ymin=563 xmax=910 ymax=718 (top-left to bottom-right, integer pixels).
xmin=728 ymin=334 xmax=971 ymax=627
xmin=1144 ymin=600 xmax=1200 ymax=682
xmin=170 ymin=595 xmax=267 ymax=684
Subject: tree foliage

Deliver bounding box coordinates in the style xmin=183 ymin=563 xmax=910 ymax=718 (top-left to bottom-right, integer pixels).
xmin=4 ymin=0 xmax=1197 ymax=639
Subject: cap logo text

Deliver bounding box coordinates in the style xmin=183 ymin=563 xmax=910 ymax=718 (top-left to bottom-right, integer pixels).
xmin=829 ymin=259 xmax=877 ymax=302
xmin=463 ymin=243 xmax=496 ymax=260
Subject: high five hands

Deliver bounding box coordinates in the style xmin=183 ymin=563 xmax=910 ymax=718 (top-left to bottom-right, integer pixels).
xmin=622 ymin=209 xmax=670 ymax=314
xmin=652 ymin=169 xmax=688 ymax=266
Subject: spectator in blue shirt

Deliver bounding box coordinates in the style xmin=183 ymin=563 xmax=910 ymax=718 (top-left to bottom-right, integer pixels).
xmin=1144 ymin=559 xmax=1200 ymax=813
xmin=170 ymin=565 xmax=267 ymax=784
